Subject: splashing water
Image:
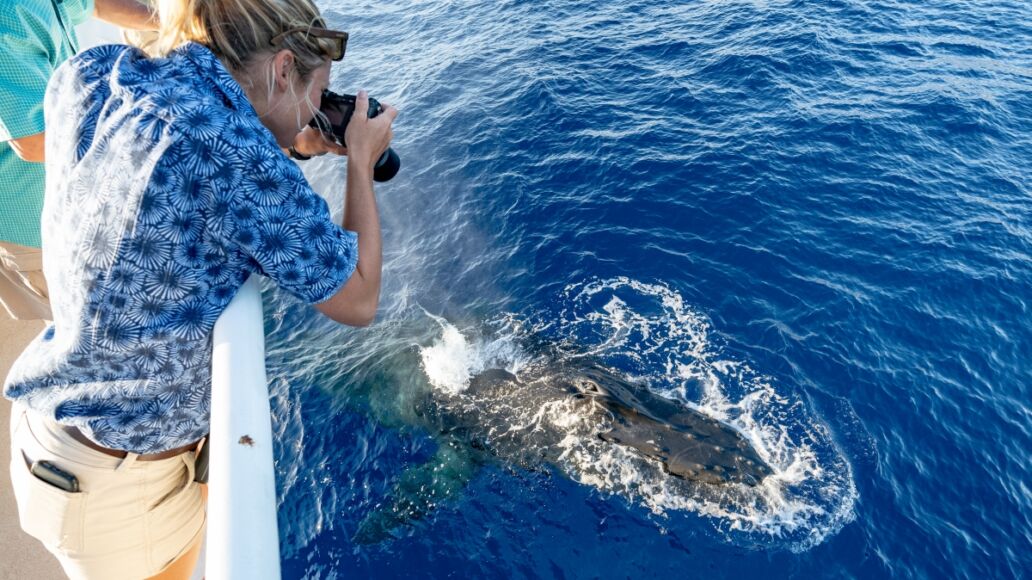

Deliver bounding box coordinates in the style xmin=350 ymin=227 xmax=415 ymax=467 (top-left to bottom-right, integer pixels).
xmin=419 ymin=311 xmax=528 ymax=395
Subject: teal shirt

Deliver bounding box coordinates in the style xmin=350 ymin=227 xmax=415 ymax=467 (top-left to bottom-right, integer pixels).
xmin=0 ymin=0 xmax=94 ymax=248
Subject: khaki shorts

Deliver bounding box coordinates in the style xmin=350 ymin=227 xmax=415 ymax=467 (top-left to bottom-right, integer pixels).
xmin=0 ymin=241 xmax=51 ymax=320
xmin=8 ymin=405 xmax=205 ymax=579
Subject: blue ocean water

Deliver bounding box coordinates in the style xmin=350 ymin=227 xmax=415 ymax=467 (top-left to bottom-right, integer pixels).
xmin=261 ymin=0 xmax=1031 ymax=577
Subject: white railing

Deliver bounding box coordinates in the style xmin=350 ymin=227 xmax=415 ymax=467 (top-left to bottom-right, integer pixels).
xmin=208 ymin=276 xmax=281 ymax=579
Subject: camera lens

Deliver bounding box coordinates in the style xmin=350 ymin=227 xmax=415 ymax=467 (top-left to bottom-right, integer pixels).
xmin=374 ymin=148 xmax=401 ymax=182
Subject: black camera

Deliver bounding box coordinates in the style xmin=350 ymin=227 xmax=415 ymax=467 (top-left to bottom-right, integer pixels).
xmin=310 ymin=90 xmax=401 ymax=182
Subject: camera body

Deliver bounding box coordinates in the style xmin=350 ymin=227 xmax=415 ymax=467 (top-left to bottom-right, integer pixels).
xmin=310 ymin=90 xmax=401 ymax=182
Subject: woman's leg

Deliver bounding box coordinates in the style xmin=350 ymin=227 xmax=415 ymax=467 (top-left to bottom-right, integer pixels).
xmin=147 ymin=484 xmax=207 ymax=580
xmin=147 ymin=531 xmax=203 ymax=580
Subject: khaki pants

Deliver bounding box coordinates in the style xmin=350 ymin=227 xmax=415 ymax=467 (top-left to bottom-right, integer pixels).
xmin=0 ymin=241 xmax=51 ymax=320
xmin=8 ymin=405 xmax=206 ymax=579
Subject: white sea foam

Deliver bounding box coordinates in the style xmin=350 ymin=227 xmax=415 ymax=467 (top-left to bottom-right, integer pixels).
xmin=419 ymin=312 xmax=528 ymax=395
xmin=416 ymin=277 xmax=857 ymax=551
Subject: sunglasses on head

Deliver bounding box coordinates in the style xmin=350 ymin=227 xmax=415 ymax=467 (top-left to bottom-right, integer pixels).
xmin=270 ymin=26 xmax=348 ymax=61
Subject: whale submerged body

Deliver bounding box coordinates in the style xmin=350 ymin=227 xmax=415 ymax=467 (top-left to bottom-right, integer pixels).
xmin=355 ymin=363 xmax=773 ymax=542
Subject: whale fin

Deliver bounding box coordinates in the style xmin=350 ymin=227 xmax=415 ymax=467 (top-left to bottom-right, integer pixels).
xmin=353 ymin=436 xmax=484 ymax=544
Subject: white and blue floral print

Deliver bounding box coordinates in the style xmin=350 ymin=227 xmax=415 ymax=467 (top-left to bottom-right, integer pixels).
xmin=3 ymin=42 xmax=358 ymax=454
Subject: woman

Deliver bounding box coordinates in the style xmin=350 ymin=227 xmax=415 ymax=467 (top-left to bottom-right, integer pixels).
xmin=3 ymin=0 xmax=396 ymax=577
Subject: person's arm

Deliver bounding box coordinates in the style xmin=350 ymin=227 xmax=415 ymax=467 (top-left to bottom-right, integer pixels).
xmin=7 ymin=1 xmax=155 ymax=163
xmin=315 ymin=91 xmax=397 ymax=326
xmin=8 ymin=132 xmax=45 ymax=162
xmin=315 ymin=159 xmax=381 ymax=326
xmin=94 ymin=0 xmax=157 ymax=30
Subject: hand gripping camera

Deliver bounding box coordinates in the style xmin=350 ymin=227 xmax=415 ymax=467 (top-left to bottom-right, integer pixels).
xmin=310 ymin=90 xmax=401 ymax=182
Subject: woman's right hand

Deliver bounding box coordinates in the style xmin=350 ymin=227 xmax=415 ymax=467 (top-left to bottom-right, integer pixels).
xmin=344 ymin=90 xmax=398 ymax=175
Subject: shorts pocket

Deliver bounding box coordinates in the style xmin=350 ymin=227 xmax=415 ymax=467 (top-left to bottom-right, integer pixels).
xmin=9 ymin=452 xmax=88 ymax=553
xmin=145 ymin=455 xmax=205 ymax=571
xmin=147 ymin=453 xmax=194 ymax=512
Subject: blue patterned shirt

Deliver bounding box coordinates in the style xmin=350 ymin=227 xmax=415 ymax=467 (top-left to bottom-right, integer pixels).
xmin=3 ymin=43 xmax=358 ymax=453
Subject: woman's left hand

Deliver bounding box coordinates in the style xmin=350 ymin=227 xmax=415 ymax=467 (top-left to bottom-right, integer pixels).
xmin=290 ymin=126 xmax=348 ymax=158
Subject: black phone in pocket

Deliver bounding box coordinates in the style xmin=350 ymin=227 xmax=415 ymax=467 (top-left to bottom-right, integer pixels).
xmin=30 ymin=460 xmax=80 ymax=493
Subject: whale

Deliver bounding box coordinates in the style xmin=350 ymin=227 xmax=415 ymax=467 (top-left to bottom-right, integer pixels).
xmin=353 ymin=362 xmax=773 ymax=543
xmin=440 ymin=367 xmax=771 ymax=485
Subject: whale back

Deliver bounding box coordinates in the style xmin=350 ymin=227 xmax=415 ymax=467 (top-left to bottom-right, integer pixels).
xmin=450 ymin=366 xmax=773 ymax=486
xmin=573 ymin=369 xmax=773 ymax=486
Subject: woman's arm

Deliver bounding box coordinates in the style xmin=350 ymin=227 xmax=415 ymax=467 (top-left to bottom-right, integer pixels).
xmin=316 ymin=160 xmax=381 ymax=326
xmin=315 ymin=92 xmax=397 ymax=326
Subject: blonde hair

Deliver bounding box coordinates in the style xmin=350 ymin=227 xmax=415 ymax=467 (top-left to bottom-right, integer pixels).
xmin=153 ymin=0 xmax=334 ymax=78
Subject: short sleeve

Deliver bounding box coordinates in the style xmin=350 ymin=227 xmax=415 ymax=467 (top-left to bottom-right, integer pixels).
xmin=233 ymin=168 xmax=359 ymax=304
xmin=0 ymin=9 xmax=52 ymax=140
xmin=65 ymin=0 xmax=95 ymax=26
xmin=165 ymin=109 xmax=358 ymax=304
